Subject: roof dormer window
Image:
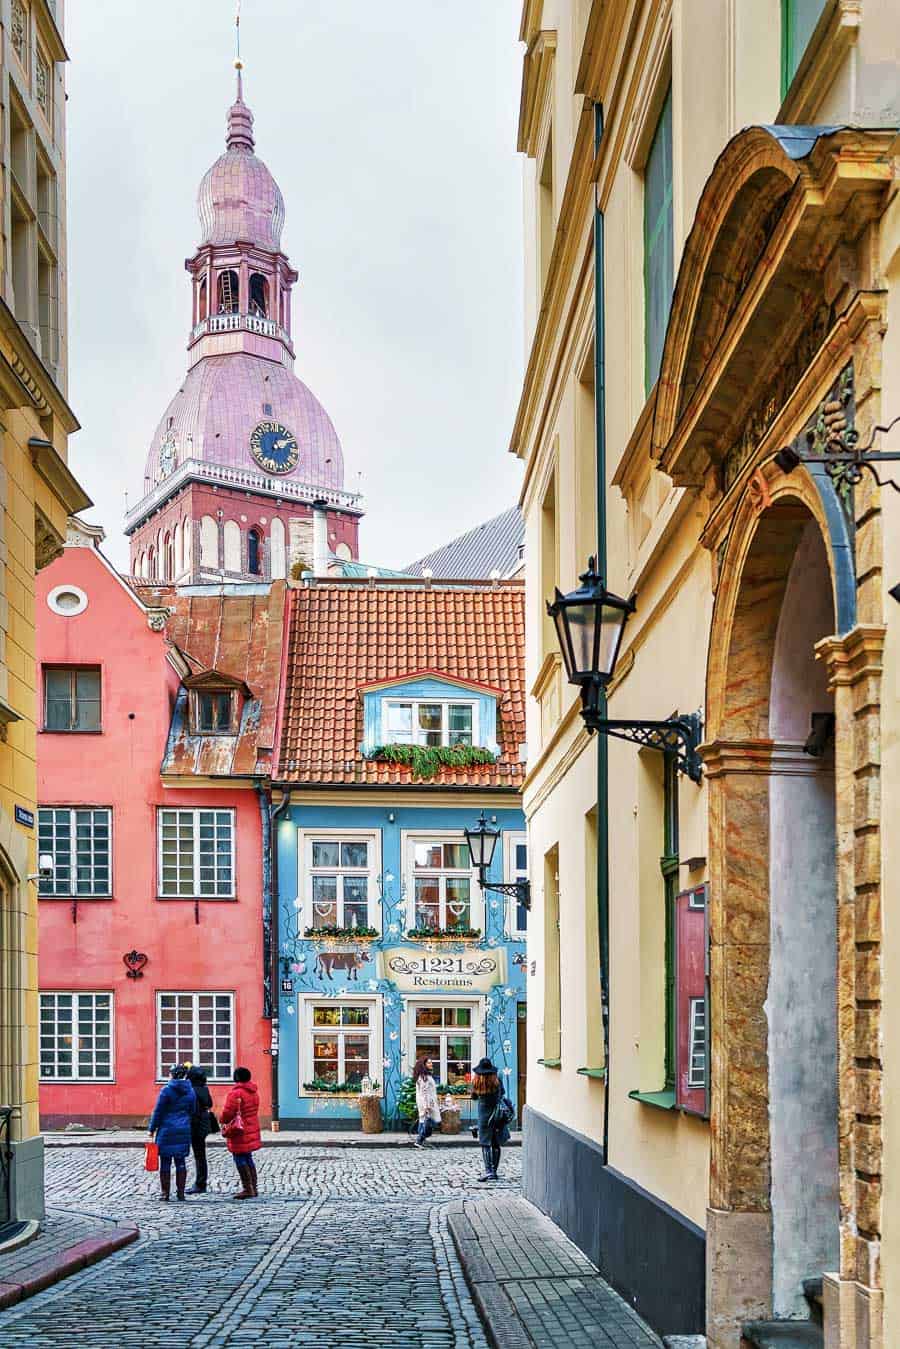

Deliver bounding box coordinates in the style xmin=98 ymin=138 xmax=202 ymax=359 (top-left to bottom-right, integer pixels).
xmin=195 ymin=690 xmax=236 ymax=734
xmin=383 ymin=699 xmax=476 ymax=748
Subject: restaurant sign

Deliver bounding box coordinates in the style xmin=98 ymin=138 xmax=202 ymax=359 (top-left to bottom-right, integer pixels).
xmin=378 ymin=946 xmax=506 ymax=994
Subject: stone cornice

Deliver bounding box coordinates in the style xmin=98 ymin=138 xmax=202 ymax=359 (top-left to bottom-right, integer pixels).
xmin=816 ymin=624 xmax=886 ymax=687
xmin=517 ymin=29 xmax=557 ymax=157
xmin=0 ymin=297 xmax=78 ymax=432
xmin=701 ymin=738 xmax=831 ymax=778
xmin=29 ymin=438 xmax=92 ymax=516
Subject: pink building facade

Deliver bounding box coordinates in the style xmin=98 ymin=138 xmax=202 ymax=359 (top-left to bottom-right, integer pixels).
xmin=36 ymin=522 xmax=280 ymax=1127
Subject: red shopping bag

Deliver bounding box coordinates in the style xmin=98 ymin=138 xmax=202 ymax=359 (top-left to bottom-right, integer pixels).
xmin=144 ymin=1141 xmax=159 ymax=1172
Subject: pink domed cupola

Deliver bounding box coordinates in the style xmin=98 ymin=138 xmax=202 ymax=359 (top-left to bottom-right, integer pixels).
xmin=197 ymin=75 xmax=286 ymax=252
xmin=125 ymin=71 xmax=363 ymax=586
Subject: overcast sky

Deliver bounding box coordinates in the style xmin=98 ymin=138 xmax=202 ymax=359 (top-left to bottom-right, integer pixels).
xmin=64 ymin=2 xmax=525 ymax=572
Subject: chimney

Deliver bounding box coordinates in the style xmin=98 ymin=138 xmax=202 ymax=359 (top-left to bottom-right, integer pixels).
xmin=312 ymin=499 xmax=329 ymax=577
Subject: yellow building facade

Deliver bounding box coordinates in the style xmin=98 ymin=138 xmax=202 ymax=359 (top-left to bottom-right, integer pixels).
xmin=515 ymin=2 xmax=900 ymax=1346
xmin=0 ymin=0 xmax=88 ymax=1231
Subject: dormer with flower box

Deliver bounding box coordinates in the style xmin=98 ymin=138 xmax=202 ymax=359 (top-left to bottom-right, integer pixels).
xmin=359 ymin=671 xmax=502 ymax=780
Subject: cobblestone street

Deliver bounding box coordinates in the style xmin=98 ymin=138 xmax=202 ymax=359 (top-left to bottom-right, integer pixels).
xmin=0 ymin=1146 xmax=515 ymax=1348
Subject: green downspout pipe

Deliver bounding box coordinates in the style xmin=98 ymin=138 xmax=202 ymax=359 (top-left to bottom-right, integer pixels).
xmin=593 ymin=101 xmax=611 ymax=1165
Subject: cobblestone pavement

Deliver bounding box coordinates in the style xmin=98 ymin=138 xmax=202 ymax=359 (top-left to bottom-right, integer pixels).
xmin=0 ymin=1145 xmax=517 ymax=1348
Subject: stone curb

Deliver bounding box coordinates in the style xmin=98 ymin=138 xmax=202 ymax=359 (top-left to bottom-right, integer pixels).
xmin=447 ymin=1210 xmax=534 ymax=1349
xmin=45 ymin=1135 xmax=522 ymax=1150
xmin=0 ymin=1224 xmax=139 ymax=1310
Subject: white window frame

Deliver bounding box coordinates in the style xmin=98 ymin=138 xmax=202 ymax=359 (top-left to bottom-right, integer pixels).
xmin=688 ymin=996 xmax=707 ymax=1089
xmin=38 ymin=806 xmax=112 ymax=897
xmin=297 ymin=829 xmax=381 ymax=934
xmin=155 ymin=990 xmax=235 ymax=1082
xmin=381 ymin=698 xmax=479 ymax=747
xmin=157 ymin=807 xmax=236 ymax=899
xmin=403 ymin=830 xmax=482 ymax=934
xmin=403 ymin=996 xmax=484 ymax=1092
xmin=298 ymin=993 xmax=383 ymax=1097
xmin=39 ymin=991 xmax=114 ymax=1082
xmin=504 ymin=831 xmax=528 ymax=938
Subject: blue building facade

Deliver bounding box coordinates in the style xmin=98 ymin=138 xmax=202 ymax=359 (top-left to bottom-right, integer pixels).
xmin=272 ymin=576 xmax=528 ymax=1130
xmin=274 ymin=802 xmax=527 ymax=1129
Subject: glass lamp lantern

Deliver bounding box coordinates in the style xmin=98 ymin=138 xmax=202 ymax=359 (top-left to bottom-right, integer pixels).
xmin=464 ymin=814 xmax=500 ymax=876
xmin=547 ymin=557 xmax=635 ymax=688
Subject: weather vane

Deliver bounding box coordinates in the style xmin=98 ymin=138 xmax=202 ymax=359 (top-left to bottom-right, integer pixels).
xmin=235 ymin=0 xmax=242 ymax=69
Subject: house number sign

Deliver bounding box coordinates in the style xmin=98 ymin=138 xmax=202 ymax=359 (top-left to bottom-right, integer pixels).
xmin=378 ymin=946 xmax=507 ymax=993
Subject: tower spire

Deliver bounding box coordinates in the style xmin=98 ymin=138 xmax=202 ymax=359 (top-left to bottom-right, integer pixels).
xmin=226 ymin=0 xmax=254 ymax=151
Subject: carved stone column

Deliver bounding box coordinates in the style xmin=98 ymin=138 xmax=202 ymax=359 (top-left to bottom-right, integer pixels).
xmin=817 ymin=626 xmax=886 ymax=1349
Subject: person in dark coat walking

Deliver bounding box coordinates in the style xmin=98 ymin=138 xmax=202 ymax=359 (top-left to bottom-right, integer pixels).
xmin=148 ymin=1064 xmax=197 ymax=1201
xmin=220 ymin=1066 xmax=262 ymax=1200
xmin=185 ymin=1065 xmax=215 ymax=1194
xmin=472 ymin=1057 xmax=510 ymax=1183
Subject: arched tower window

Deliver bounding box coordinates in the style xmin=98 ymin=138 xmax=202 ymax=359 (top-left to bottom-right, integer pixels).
xmin=199 ymin=276 xmax=208 ymax=322
xmin=249 ymin=273 xmax=268 ymax=318
xmin=148 ymin=546 xmax=156 ymax=579
xmin=164 ymin=532 xmax=174 ymax=580
xmin=248 ymin=528 xmax=262 ymax=575
xmin=217 ymin=270 xmax=239 ymax=315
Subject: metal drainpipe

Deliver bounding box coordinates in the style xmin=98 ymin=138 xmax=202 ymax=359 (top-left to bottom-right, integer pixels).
xmin=260 ymin=785 xmax=291 ymax=1128
xmin=593 ymin=101 xmax=611 ymax=1166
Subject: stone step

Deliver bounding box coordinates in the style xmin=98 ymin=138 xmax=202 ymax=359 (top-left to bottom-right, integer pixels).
xmin=741 ymin=1321 xmax=823 ymax=1349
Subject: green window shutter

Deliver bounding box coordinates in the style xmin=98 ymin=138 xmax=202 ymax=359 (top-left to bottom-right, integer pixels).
xmin=781 ymin=0 xmax=827 ymax=97
xmin=644 ymin=88 xmax=674 ymax=394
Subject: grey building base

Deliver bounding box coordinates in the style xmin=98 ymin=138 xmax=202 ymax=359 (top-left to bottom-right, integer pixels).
xmin=10 ymin=1134 xmax=45 ymax=1224
xmin=522 ymin=1105 xmax=705 ymax=1339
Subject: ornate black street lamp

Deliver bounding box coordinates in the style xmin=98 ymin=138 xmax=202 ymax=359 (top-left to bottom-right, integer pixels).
xmin=464 ymin=814 xmax=531 ymax=911
xmin=547 ymin=557 xmax=703 ymax=783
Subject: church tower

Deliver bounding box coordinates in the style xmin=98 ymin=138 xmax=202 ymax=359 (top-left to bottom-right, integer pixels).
xmin=125 ymin=72 xmax=362 ymax=583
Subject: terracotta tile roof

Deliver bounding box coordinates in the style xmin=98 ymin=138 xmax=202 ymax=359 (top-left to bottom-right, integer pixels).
xmin=160 ymin=582 xmax=287 ymax=778
xmin=278 ymin=578 xmax=525 ymax=787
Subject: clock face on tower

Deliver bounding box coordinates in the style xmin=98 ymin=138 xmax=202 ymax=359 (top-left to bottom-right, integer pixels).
xmin=249 ymin=421 xmax=300 ymax=475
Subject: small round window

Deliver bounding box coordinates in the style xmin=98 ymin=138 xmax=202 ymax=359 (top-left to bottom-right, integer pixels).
xmin=47 ymin=585 xmax=88 ymax=616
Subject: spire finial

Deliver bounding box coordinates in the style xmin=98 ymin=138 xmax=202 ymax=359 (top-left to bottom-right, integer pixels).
xmin=226 ymin=0 xmax=254 ymax=151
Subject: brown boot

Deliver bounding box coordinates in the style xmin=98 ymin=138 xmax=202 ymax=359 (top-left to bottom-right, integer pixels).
xmin=158 ymin=1169 xmax=171 ymax=1201
xmin=233 ymin=1166 xmax=253 ymax=1200
xmin=175 ymin=1164 xmax=187 ymax=1201
xmin=247 ymin=1159 xmax=258 ymax=1198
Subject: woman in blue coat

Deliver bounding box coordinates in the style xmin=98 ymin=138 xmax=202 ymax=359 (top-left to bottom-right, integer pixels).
xmin=149 ymin=1064 xmax=197 ymax=1201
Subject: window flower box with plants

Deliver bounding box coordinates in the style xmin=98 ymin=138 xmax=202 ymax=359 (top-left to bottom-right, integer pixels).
xmin=365 ymin=743 xmax=497 ymax=781
xmin=303 ymin=925 xmax=378 ymax=942
xmin=302 ymin=1078 xmax=381 ymax=1097
xmin=406 ymin=926 xmax=482 ymax=942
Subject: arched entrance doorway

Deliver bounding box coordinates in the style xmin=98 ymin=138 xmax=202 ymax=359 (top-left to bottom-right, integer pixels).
xmin=705 ymin=491 xmax=844 ymax=1330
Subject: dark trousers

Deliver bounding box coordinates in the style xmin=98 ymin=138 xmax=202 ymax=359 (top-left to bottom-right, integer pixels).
xmin=191 ymin=1132 xmax=208 ymax=1190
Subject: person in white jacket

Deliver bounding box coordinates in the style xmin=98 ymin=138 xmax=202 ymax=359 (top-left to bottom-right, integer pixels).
xmin=412 ymin=1057 xmax=441 ymax=1149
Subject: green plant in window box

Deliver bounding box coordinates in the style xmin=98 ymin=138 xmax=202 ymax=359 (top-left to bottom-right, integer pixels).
xmin=406 ymin=925 xmax=482 ymax=941
xmin=437 ymin=1082 xmax=471 ymax=1097
xmin=366 ymin=743 xmax=497 ymax=781
xmin=303 ymin=924 xmax=379 ymax=940
xmin=303 ymin=1078 xmax=380 ymax=1095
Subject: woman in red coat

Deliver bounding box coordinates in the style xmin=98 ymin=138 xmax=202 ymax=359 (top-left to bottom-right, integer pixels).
xmin=220 ymin=1065 xmax=262 ymax=1199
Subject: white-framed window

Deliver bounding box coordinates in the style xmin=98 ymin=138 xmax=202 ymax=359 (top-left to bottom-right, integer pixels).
xmin=405 ymin=997 xmax=484 ymax=1090
xmin=157 ymin=808 xmax=235 ymax=898
xmin=688 ymin=996 xmax=707 ymax=1089
xmin=40 ymin=992 xmax=113 ymax=1081
xmin=299 ymin=994 xmax=383 ymax=1095
xmin=156 ymin=991 xmax=234 ymax=1081
xmin=382 ymin=698 xmax=478 ymax=747
xmin=504 ymin=831 xmax=528 ymax=937
xmin=299 ymin=830 xmax=380 ymax=933
xmin=404 ymin=832 xmax=481 ymax=935
xmin=38 ymin=807 xmax=111 ymax=897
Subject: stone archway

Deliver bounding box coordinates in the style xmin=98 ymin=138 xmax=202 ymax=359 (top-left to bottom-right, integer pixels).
xmin=702 ymin=484 xmax=847 ymax=1345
